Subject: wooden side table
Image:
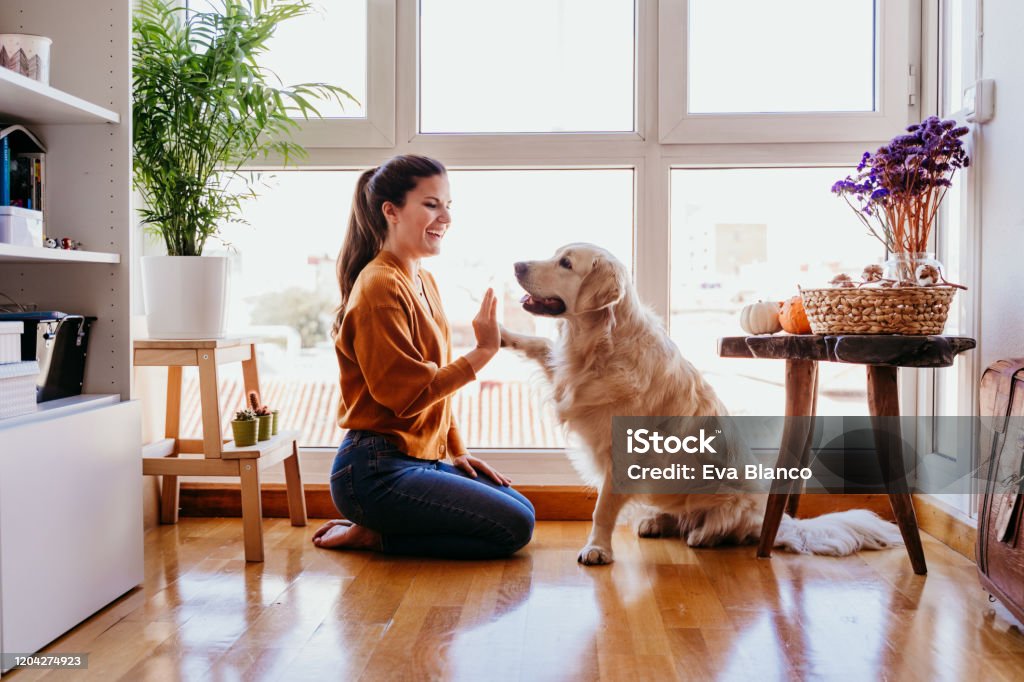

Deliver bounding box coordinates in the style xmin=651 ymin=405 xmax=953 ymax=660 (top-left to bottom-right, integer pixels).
xmin=718 ymin=334 xmax=976 ymax=575
xmin=135 ymin=337 xmax=307 ymax=562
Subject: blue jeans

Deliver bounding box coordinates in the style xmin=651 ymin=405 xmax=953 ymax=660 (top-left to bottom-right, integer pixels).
xmin=329 ymin=430 xmax=536 ymax=559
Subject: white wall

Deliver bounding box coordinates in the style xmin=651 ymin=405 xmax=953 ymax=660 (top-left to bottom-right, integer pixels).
xmin=978 ymin=0 xmax=1024 ymax=367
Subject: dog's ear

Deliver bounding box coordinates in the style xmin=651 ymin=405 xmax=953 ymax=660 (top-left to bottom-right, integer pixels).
xmin=577 ymin=257 xmax=625 ymax=313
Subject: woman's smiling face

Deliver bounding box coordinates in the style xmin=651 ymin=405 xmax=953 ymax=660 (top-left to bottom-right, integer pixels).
xmin=382 ymin=174 xmax=452 ymax=262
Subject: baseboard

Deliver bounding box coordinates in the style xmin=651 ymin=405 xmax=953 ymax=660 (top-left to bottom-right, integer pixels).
xmin=912 ymin=494 xmax=976 ymax=561
xmin=178 ymin=483 xmax=894 ymax=522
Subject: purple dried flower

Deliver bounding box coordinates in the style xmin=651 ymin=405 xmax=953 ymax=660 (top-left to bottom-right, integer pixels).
xmin=832 ymin=117 xmax=970 ymax=254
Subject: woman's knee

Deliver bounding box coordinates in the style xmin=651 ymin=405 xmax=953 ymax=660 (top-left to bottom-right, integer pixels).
xmin=497 ymin=501 xmax=535 ymax=554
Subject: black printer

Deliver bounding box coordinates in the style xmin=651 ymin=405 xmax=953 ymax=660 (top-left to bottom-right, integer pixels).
xmin=0 ymin=311 xmax=95 ymax=402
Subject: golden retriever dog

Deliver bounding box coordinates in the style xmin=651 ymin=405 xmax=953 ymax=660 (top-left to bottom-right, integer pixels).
xmin=501 ymin=243 xmax=902 ymax=565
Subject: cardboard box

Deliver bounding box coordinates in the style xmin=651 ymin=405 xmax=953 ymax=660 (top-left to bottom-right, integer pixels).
xmin=0 ymin=360 xmax=39 ymax=419
xmin=0 ymin=320 xmax=22 ymax=363
xmin=0 ymin=205 xmax=43 ymax=247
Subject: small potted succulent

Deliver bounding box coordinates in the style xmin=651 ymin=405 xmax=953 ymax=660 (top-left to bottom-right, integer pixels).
xmin=232 ymin=408 xmax=258 ymax=447
xmin=248 ymin=391 xmax=273 ymax=441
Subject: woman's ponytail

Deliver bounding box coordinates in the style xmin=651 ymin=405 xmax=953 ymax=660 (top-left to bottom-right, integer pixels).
xmin=331 ymin=155 xmax=447 ymax=338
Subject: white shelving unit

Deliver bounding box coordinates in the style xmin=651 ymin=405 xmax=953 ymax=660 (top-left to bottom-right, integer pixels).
xmin=0 ymin=67 xmax=119 ymax=125
xmin=0 ymin=1 xmax=141 ymax=673
xmin=0 ymin=394 xmax=120 ymax=427
xmin=0 ymin=243 xmax=120 ymax=264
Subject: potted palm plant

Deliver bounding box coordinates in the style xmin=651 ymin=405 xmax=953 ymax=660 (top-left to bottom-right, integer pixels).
xmin=133 ymin=0 xmax=355 ymax=338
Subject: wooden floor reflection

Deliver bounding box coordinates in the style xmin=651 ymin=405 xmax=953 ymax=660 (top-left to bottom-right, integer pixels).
xmin=12 ymin=519 xmax=1024 ymax=681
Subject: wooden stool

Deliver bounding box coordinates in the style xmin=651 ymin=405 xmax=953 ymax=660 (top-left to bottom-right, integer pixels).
xmin=135 ymin=337 xmax=307 ymax=562
xmin=719 ymin=334 xmax=976 ymax=575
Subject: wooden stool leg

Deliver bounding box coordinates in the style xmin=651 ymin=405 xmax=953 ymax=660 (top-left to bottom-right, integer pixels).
xmin=241 ymin=343 xmax=261 ymax=403
xmin=867 ymin=365 xmax=927 ymax=575
xmin=759 ymin=359 xmax=818 ymax=558
xmin=197 ymin=352 xmax=223 ymax=459
xmin=161 ymin=365 xmax=183 ymax=524
xmin=239 ymin=460 xmax=265 ymax=562
xmin=283 ymin=441 xmax=307 ymax=527
xmin=786 ymin=365 xmax=819 ymax=519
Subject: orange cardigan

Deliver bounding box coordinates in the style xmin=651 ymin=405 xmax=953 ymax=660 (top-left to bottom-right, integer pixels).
xmin=335 ymin=250 xmax=475 ymax=460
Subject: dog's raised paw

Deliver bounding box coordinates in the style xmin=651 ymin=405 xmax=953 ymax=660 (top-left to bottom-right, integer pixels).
xmin=499 ymin=326 xmax=518 ymax=349
xmin=577 ymin=544 xmax=614 ymax=565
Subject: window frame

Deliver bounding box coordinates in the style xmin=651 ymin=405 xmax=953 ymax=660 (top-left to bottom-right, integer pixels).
xmin=406 ymin=0 xmax=645 ymax=144
xmin=658 ymin=0 xmax=917 ymax=144
xmin=224 ymin=0 xmax=946 ymax=459
xmin=181 ymin=0 xmax=396 ymax=147
xmin=285 ymin=0 xmax=396 ymax=148
xmin=913 ymin=0 xmax=982 ymax=519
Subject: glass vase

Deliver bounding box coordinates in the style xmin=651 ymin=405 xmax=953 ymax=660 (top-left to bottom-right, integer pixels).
xmin=882 ymin=251 xmax=944 ymax=285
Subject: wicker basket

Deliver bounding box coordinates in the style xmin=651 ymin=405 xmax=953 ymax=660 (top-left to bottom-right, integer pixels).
xmin=800 ymin=286 xmax=956 ymax=335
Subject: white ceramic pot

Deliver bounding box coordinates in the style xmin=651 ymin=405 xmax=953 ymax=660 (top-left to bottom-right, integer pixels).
xmin=0 ymin=34 xmax=52 ymax=84
xmin=141 ymin=256 xmax=229 ymax=339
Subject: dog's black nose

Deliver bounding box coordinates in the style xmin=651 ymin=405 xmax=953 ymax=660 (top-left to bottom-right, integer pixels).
xmin=514 ymin=262 xmax=528 ymax=276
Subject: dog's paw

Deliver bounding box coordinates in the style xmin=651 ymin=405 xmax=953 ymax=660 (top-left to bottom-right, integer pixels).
xmin=637 ymin=516 xmax=664 ymax=538
xmin=577 ymin=544 xmax=614 ymax=565
xmin=685 ymin=529 xmax=722 ymax=548
xmin=637 ymin=513 xmax=679 ymax=538
xmin=499 ymin=325 xmax=517 ymax=349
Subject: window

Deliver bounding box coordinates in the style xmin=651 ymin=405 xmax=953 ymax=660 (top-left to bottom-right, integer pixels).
xmin=436 ymin=169 xmax=634 ymax=447
xmin=687 ymin=0 xmax=875 ymax=114
xmin=183 ymin=169 xmax=632 ymax=448
xmin=260 ymin=1 xmax=368 ymax=119
xmin=145 ymin=0 xmax=928 ymax=455
xmin=940 ymin=0 xmax=964 ymax=119
xmin=670 ymin=167 xmax=879 ymax=417
xmin=419 ymin=0 xmax=635 ymax=133
xmin=659 ymin=0 xmax=914 ymax=143
xmin=926 ymin=0 xmax=977 ymax=427
xmin=186 ymin=0 xmax=395 ymax=146
xmin=180 ymin=171 xmax=358 ymax=448
xmin=915 ymin=0 xmax=979 ymax=514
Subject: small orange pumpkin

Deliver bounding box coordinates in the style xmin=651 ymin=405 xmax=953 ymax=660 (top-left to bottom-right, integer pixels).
xmin=779 ymin=296 xmax=812 ymax=334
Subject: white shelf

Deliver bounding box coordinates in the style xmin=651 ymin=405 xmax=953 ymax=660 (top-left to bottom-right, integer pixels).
xmin=0 ymin=393 xmax=120 ymax=430
xmin=0 ymin=67 xmax=119 ymax=125
xmin=0 ymin=243 xmax=120 ymax=264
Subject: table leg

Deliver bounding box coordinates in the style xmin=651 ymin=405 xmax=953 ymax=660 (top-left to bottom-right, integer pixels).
xmin=786 ymin=365 xmax=819 ymax=518
xmin=161 ymin=365 xmax=183 ymax=524
xmin=759 ymin=359 xmax=818 ymax=558
xmin=867 ymin=365 xmax=927 ymax=575
xmin=283 ymin=441 xmax=308 ymax=527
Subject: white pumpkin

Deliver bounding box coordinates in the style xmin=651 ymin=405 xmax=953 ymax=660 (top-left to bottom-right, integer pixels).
xmin=740 ymin=301 xmax=783 ymax=335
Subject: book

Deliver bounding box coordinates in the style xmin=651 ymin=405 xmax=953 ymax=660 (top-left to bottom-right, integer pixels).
xmin=1 ymin=133 xmax=8 ymax=206
xmin=19 ymin=152 xmax=46 ymax=225
xmin=0 ymin=124 xmax=45 ymax=212
xmin=8 ymin=157 xmax=32 ymax=208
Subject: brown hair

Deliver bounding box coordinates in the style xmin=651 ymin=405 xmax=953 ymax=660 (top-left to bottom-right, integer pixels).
xmin=331 ymin=155 xmax=447 ymax=337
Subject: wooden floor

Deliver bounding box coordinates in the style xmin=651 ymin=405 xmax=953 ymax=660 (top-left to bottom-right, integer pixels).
xmin=10 ymin=519 xmax=1024 ymax=681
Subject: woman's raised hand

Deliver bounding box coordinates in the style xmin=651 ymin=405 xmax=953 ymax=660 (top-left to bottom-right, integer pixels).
xmin=472 ymin=287 xmax=500 ymax=353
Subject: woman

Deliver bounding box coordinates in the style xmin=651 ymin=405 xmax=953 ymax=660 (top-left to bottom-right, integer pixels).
xmin=312 ymin=155 xmax=535 ymax=559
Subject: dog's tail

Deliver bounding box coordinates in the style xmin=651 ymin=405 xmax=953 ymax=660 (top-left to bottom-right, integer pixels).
xmin=774 ymin=510 xmax=904 ymax=556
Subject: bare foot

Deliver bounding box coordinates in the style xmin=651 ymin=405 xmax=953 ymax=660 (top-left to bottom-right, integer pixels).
xmin=311 ymin=519 xmax=381 ymax=551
